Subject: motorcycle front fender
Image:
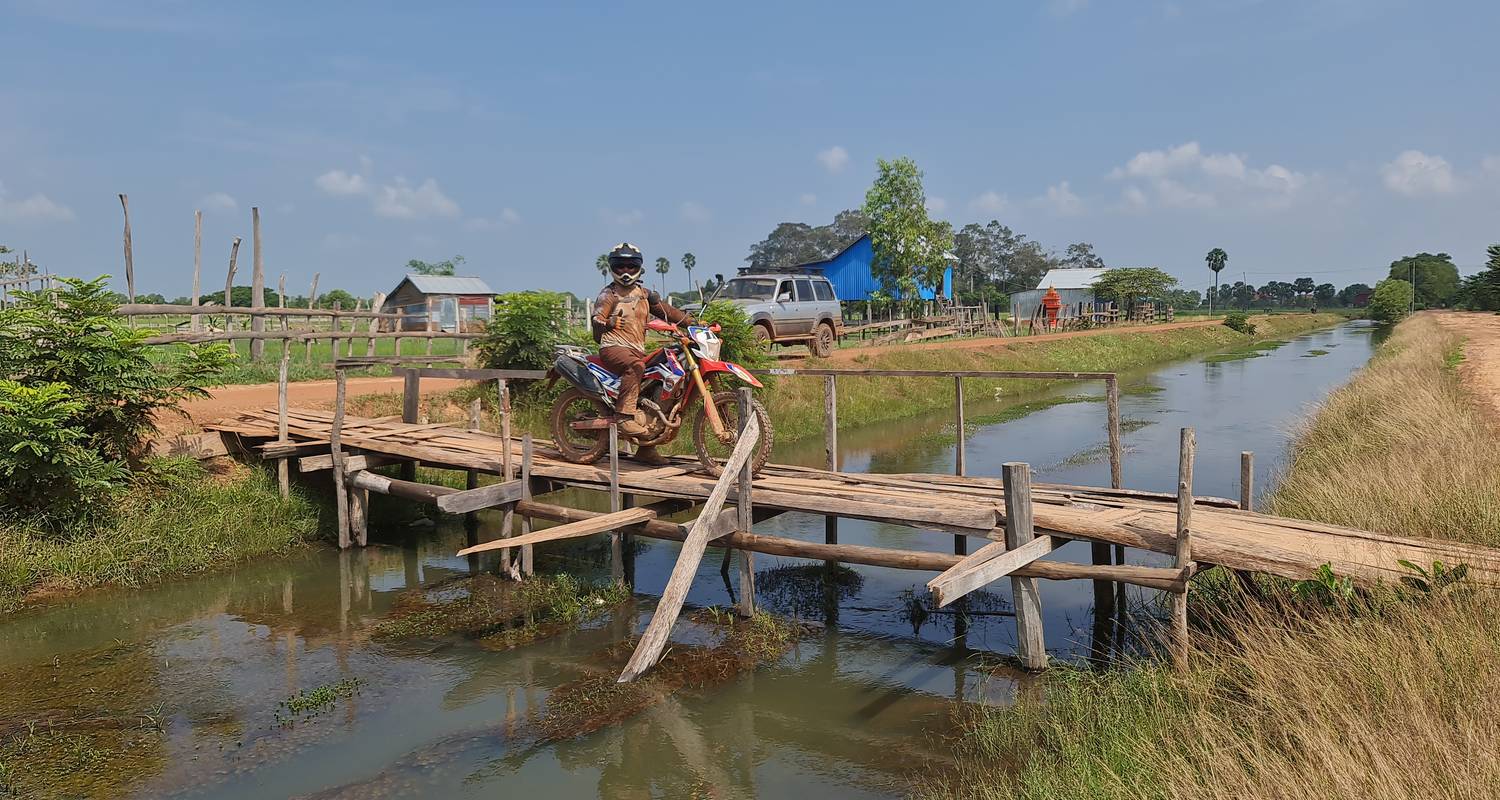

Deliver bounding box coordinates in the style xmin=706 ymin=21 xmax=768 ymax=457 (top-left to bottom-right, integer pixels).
xmin=696 ymin=358 xmax=764 ymax=388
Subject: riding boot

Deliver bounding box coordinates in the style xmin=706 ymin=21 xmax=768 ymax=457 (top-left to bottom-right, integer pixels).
xmin=632 ymin=445 xmax=669 ymax=466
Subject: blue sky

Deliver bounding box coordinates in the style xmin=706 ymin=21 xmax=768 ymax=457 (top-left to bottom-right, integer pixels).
xmin=3 ymin=0 xmax=1497 ymax=300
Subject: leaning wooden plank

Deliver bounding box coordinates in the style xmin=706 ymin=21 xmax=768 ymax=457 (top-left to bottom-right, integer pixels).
xmin=298 ymin=452 xmax=405 ymax=473
xmin=618 ymin=414 xmax=760 ymax=683
xmin=928 ymin=535 xmax=1064 ymax=608
xmin=454 ymin=507 xmax=657 ymax=556
xmin=348 ymin=470 xmax=457 ymax=504
xmin=435 ymin=479 xmax=526 ymax=514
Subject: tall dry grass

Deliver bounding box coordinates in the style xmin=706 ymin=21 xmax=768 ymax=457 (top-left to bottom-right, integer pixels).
xmin=925 ymin=313 xmax=1500 ymax=800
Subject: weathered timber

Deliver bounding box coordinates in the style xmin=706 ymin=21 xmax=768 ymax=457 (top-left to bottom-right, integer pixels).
xmin=330 ymin=372 xmax=351 ymax=549
xmin=455 ymin=507 xmax=657 ymax=556
xmin=298 ymin=452 xmax=405 ymax=473
xmin=348 ymin=470 xmax=460 ymax=505
xmin=736 ymin=387 xmax=755 ymax=617
xmin=276 ymin=348 xmax=290 ymax=499
xmin=1172 ymin=427 xmax=1196 ymax=668
xmin=250 ymin=207 xmax=265 ymax=360
xmin=142 ymin=330 xmax=477 ymax=345
xmin=824 ymin=374 xmax=839 ymax=546
xmin=434 ymin=478 xmax=525 ymax=514
xmin=191 ymin=210 xmax=202 ymax=332
xmin=619 ymin=413 xmax=761 ymax=683
xmin=1005 ymin=462 xmax=1047 ymax=670
xmin=520 ymin=434 xmax=535 ymax=576
xmin=928 ymin=535 xmax=1064 ymax=608
xmin=119 ymin=303 xmax=404 ymax=319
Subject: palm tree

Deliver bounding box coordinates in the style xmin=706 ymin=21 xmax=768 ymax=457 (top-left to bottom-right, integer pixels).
xmin=595 ymin=253 xmax=610 ymax=276
xmin=655 ymin=256 xmax=671 ymax=295
xmin=681 ymin=252 xmax=697 ymax=296
xmin=1205 ymin=247 xmax=1228 ymax=312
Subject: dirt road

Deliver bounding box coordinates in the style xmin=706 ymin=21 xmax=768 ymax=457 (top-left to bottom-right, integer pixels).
xmin=169 ymin=376 xmax=467 ymax=433
xmin=1431 ymin=311 xmax=1500 ymax=420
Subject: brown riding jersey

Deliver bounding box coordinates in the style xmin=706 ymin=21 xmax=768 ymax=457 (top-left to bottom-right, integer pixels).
xmin=591 ymin=284 xmax=690 ymax=354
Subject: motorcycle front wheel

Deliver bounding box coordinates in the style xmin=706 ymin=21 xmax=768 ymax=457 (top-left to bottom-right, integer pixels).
xmin=692 ymin=390 xmax=775 ymax=477
xmin=550 ymin=387 xmax=612 ymax=463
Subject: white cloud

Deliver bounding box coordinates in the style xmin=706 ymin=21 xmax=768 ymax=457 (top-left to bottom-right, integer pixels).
xmin=199 ymin=191 xmax=238 ymax=213
xmin=1483 ymin=155 xmax=1500 ymax=177
xmin=925 ymin=196 xmax=948 ymax=214
xmin=799 ymin=193 xmax=818 ymax=206
xmin=968 ymin=190 xmax=1009 ymax=214
xmin=679 ymin=200 xmax=711 ymax=223
xmin=817 ymin=145 xmax=850 ymax=173
xmin=464 ymin=208 xmax=520 ymax=231
xmin=1109 ymin=141 xmax=1308 ymax=210
xmin=372 ymin=178 xmax=460 ymax=219
xmin=314 ymin=169 xmax=367 ymax=196
xmin=1037 ymin=181 xmax=1083 ymax=215
xmin=601 ymin=208 xmax=644 ymax=227
xmin=1380 ymin=150 xmax=1456 ymax=196
xmin=0 ymin=182 xmax=74 ymax=223
xmin=1046 ymin=0 xmax=1088 ymax=16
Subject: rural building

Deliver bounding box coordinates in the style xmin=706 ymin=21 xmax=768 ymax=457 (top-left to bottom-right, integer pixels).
xmin=788 ymin=234 xmax=955 ymax=302
xmin=1009 ymin=267 xmax=1110 ymax=323
xmin=380 ymin=274 xmax=496 ymax=332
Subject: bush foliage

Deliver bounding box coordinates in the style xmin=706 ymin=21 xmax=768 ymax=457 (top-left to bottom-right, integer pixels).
xmin=477 ymin=291 xmax=574 ymax=375
xmin=1369 ymin=278 xmax=1414 ymax=323
xmin=1221 ymin=311 xmax=1256 ymax=335
xmin=697 ymin=299 xmax=769 ymax=370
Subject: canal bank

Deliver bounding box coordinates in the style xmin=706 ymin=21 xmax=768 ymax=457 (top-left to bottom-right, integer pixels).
xmin=924 ymin=313 xmax=1500 ymax=800
xmin=0 ymin=320 xmax=1381 ymax=798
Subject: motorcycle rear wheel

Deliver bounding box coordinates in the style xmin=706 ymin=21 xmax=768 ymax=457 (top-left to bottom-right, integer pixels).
xmin=550 ymin=387 xmax=612 ymax=463
xmin=692 ymin=390 xmax=775 ymax=477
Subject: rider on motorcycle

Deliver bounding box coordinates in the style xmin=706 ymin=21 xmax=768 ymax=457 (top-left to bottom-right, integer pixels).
xmin=592 ymin=242 xmax=694 ymax=464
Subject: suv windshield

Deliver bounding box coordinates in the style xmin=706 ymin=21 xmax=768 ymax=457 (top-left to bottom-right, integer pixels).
xmin=724 ymin=278 xmax=778 ymax=300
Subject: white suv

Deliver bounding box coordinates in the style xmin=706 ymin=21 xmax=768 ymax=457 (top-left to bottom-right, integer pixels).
xmin=720 ymin=272 xmax=843 ymax=357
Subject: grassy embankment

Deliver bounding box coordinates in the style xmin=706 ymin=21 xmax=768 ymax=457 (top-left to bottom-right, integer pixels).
xmin=0 ymin=461 xmax=324 ymax=613
xmin=354 ymin=313 xmax=1347 ymax=447
xmin=923 ymin=314 xmax=1500 ymax=800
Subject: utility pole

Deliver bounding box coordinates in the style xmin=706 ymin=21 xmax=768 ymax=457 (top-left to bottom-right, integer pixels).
xmin=1409 ymin=259 xmax=1416 ymax=317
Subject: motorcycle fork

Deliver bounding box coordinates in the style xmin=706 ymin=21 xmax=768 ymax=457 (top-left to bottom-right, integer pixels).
xmin=680 ymin=348 xmax=728 ymax=440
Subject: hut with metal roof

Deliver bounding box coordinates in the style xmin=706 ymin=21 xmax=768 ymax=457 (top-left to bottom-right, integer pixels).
xmin=1009 ymin=267 xmax=1110 ymax=324
xmin=380 ymin=274 xmax=496 ymax=332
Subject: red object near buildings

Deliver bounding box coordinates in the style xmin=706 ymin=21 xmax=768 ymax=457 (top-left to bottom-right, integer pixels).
xmin=1041 ymin=286 xmax=1062 ymax=330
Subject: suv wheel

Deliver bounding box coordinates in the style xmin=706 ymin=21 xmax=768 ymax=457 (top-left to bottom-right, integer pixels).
xmin=753 ymin=323 xmax=773 ymax=348
xmin=812 ymin=322 xmax=835 ymax=357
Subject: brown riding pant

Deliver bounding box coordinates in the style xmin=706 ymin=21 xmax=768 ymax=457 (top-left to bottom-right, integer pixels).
xmin=599 ymin=346 xmax=646 ymax=415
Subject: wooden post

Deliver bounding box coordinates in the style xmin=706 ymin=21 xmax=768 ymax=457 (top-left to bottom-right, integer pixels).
xmin=465 ymin=396 xmax=481 ymax=527
xmin=223 ymin=237 xmax=241 ymax=352
xmin=609 ymin=422 xmax=624 ymax=584
xmin=276 ymin=347 xmax=290 ymax=499
xmin=277 ymin=274 xmax=287 ymax=335
xmin=823 ymin=375 xmax=838 ymax=546
xmin=400 ymin=368 xmax=419 ymax=481
xmin=954 ymin=375 xmax=967 ymax=556
xmin=1173 ymin=427 xmax=1196 ymax=668
xmin=520 ymin=434 xmax=535 ymax=577
xmin=331 ymin=371 xmax=352 ymax=549
xmin=250 ymin=206 xmax=265 ymax=360
xmin=1003 ymin=462 xmax=1047 ymax=670
xmin=366 ymin=292 xmax=385 ymax=357
xmin=119 ymin=194 xmax=135 ymax=305
xmin=304 ymin=273 xmax=319 ymax=362
xmin=330 ymin=300 xmax=341 ymax=368
xmin=1240 ymin=451 xmax=1253 ymax=510
xmin=498 ymin=378 xmax=517 ymax=580
xmin=191 ymin=210 xmax=202 ymax=332
xmin=1102 ymin=374 xmax=1124 ymax=611
xmin=1105 ymin=375 xmax=1122 ymax=489
xmin=736 ymin=387 xmax=755 ymax=617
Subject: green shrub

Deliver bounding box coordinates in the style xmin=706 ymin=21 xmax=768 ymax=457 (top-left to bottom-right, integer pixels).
xmin=1222 ymin=310 xmax=1256 ymax=335
xmin=477 ymin=291 xmax=573 ymax=376
xmin=0 ymin=381 xmax=129 ymax=525
xmin=697 ymin=299 xmax=769 ymax=370
xmin=1369 ymin=278 xmax=1414 ymax=323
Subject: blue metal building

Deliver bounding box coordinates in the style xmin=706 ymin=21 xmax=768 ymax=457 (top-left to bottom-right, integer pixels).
xmin=794 ymin=234 xmax=953 ymax=302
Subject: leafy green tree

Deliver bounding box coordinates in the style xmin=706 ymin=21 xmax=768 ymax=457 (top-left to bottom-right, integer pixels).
xmin=862 ymin=157 xmax=953 ymax=303
xmin=477 ymin=291 xmax=572 ymax=393
xmin=1459 ymin=245 xmax=1500 ymax=311
xmin=1293 ymin=277 xmax=1316 ymax=297
xmin=1205 ymin=248 xmax=1227 ymax=312
xmin=1163 ymin=289 xmax=1203 ymax=310
xmin=317 ymin=289 xmax=358 ymax=310
xmin=696 ymin=300 xmax=769 ymax=369
xmin=681 ymin=252 xmax=697 ymax=294
xmin=1337 ymin=283 xmax=1372 ymax=307
xmin=1062 ymin=242 xmax=1105 ymax=270
xmin=1387 ymin=253 xmax=1460 ymax=309
xmin=1313 ymin=283 xmax=1337 ymax=307
xmin=407 ymin=255 xmax=466 ymax=276
xmin=654 ymin=256 xmax=671 ymax=295
xmin=1368 ymin=278 xmax=1414 ymax=323
xmin=1092 ymin=267 xmax=1179 ymax=317
xmin=202 ymin=286 xmax=283 ymax=307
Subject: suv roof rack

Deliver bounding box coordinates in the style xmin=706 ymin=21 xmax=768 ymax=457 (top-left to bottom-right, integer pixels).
xmin=735 ymin=265 xmax=827 ymax=276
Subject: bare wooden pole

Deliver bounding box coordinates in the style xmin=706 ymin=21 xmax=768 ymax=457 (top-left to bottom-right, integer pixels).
xmin=1234 ymin=450 xmax=1259 ymax=595
xmin=824 ymin=374 xmax=838 ymax=546
xmin=119 ymin=194 xmax=135 ymax=305
xmin=223 ymin=237 xmax=241 ymax=351
xmin=331 ymin=371 xmax=352 ymax=549
xmin=277 ymin=274 xmax=287 ymax=334
xmin=1173 ymin=427 xmax=1196 ymax=668
xmin=366 ymin=292 xmax=386 ymax=357
xmin=1106 ymin=375 xmax=1122 ymax=489
xmin=464 ymin=395 xmax=482 ymax=528
xmin=520 ymin=434 xmax=535 ymax=577
xmin=400 ymin=368 xmax=419 ymax=481
xmin=954 ymin=375 xmax=967 ymax=556
xmin=330 ymin=300 xmax=342 ymax=367
xmin=191 ymin=210 xmax=203 ymax=332
xmin=276 ymin=347 xmax=290 ymax=499
xmin=609 ymin=422 xmax=624 ymax=584
xmin=499 ymin=378 xmax=517 ymax=580
xmin=736 ymin=387 xmax=755 ymax=617
xmin=250 ymin=207 xmax=265 ymax=360
xmin=304 ymin=273 xmax=320 ymax=362
xmin=1003 ymin=462 xmax=1047 ymax=670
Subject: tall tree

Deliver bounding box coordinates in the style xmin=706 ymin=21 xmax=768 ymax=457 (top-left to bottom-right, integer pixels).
xmin=654 ymin=256 xmax=671 ymax=295
xmin=1092 ymin=267 xmax=1179 ymax=317
xmin=1205 ymin=247 xmax=1228 ymax=313
xmin=1368 ymin=278 xmax=1414 ymax=323
xmin=1062 ymin=242 xmax=1105 ymax=270
xmin=1293 ymin=277 xmax=1316 ymax=297
xmin=407 ymin=254 xmax=465 ymax=276
xmin=681 ymin=252 xmax=696 ymax=293
xmin=595 ymin=253 xmax=610 ymax=277
xmin=862 ymin=157 xmax=954 ymax=303
xmin=1386 ymin=252 xmax=1460 ymax=309
xmin=1313 ymin=283 xmax=1337 ymax=307
xmin=1337 ymin=283 xmax=1372 ymax=307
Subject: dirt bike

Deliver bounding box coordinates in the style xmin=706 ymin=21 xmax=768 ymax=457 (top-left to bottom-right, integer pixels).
xmin=546 ymin=319 xmax=774 ymax=476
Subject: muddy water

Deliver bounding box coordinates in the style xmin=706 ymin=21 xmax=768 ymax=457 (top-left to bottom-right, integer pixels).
xmin=0 ymin=322 xmax=1378 ymax=798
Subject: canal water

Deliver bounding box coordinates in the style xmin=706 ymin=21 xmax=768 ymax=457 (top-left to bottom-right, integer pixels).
xmin=0 ymin=322 xmax=1379 ymax=798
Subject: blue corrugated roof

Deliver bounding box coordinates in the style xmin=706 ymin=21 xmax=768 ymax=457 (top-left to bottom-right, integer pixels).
xmin=795 ymin=235 xmax=952 ymax=301
xmin=399 ymin=274 xmax=496 ymax=295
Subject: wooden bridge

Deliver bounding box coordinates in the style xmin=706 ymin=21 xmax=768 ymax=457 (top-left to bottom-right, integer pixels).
xmin=201 ymin=364 xmax=1500 ymax=680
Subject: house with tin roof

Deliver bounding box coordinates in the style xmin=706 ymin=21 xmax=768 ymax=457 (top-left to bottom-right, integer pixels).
xmin=379 ymin=274 xmax=496 ymax=332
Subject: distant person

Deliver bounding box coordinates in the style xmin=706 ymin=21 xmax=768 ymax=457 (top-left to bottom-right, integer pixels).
xmin=591 ymin=242 xmax=693 ymax=464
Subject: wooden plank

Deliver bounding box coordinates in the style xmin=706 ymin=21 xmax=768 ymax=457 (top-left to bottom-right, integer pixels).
xmin=298 ymin=452 xmax=404 ymax=473
xmin=1106 ymin=375 xmax=1122 ymax=489
xmin=929 ymin=534 xmax=1063 ymax=608
xmin=415 ymin=367 xmax=549 ymax=380
xmin=619 ymin=413 xmax=761 ymax=683
xmin=521 ymin=434 xmax=535 ymax=577
xmin=1004 ymin=462 xmax=1047 ymax=670
xmin=736 ymin=387 xmax=755 ymax=617
xmin=276 ymin=348 xmax=290 ymax=499
xmin=348 ymin=470 xmax=458 ymax=504
xmin=434 ymin=478 xmax=525 ymax=514
xmin=330 ymin=372 xmax=351 ymax=549
xmin=1172 ymin=427 xmax=1196 ymax=668
xmin=455 ymin=507 xmax=657 ymax=556
xmin=118 ymin=303 xmax=403 ymax=319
